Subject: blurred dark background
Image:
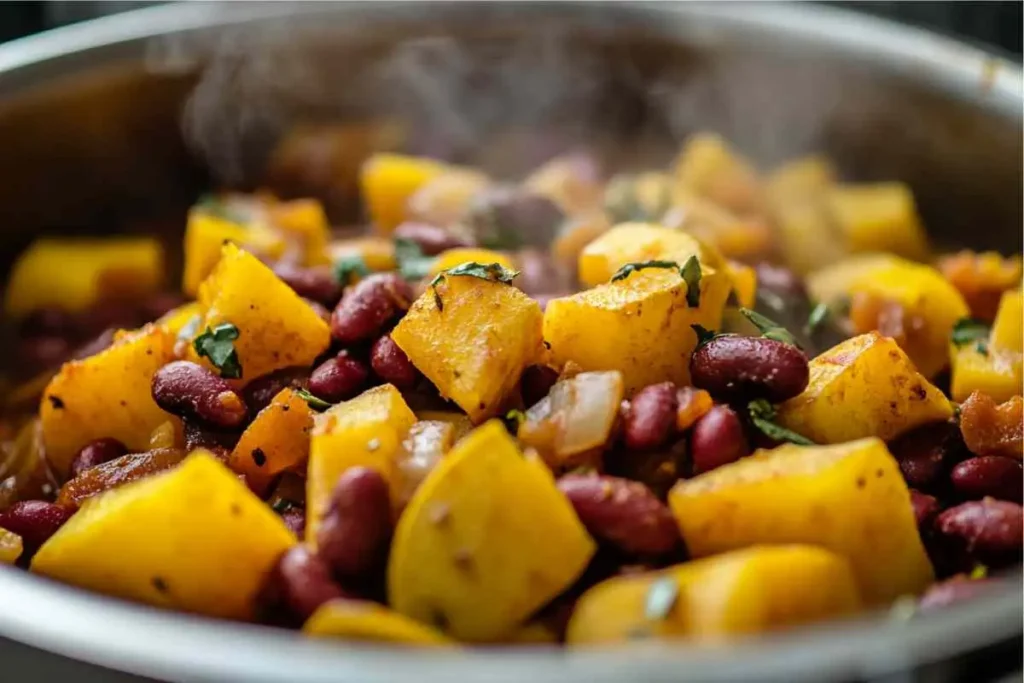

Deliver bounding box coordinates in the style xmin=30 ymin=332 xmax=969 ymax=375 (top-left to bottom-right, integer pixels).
xmin=0 ymin=1 xmax=1022 ymax=57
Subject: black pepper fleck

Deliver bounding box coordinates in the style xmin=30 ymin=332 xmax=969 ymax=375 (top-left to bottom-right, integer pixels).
xmin=47 ymin=395 xmax=65 ymax=410
xmin=251 ymin=448 xmax=267 ymax=467
xmin=151 ymin=576 xmax=169 ymax=593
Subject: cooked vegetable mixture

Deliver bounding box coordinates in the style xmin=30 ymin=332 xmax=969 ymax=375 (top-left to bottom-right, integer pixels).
xmin=0 ymin=133 xmax=1021 ymax=647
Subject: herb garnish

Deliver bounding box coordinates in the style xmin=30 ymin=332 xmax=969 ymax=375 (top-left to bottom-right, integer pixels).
xmin=805 ymin=302 xmax=830 ymax=335
xmin=394 ymin=237 xmax=436 ymax=281
xmin=195 ymin=194 xmax=246 ymax=224
xmin=644 ymin=577 xmax=679 ymax=621
xmin=740 ymin=308 xmax=800 ymax=348
xmin=193 ymin=323 xmax=242 ymax=379
xmin=951 ymin=318 xmax=990 ymax=354
xmin=610 ymin=260 xmax=679 ymax=283
xmin=748 ymin=399 xmax=814 ymax=445
xmin=333 ymin=255 xmax=370 ymax=286
xmin=691 ymin=324 xmax=727 ymax=352
xmin=681 ymin=255 xmax=702 ymax=307
xmin=295 ymin=388 xmax=332 ymax=412
xmin=429 ymin=262 xmax=520 ymax=311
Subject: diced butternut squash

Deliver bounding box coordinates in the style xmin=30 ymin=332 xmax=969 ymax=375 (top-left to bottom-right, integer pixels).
xmin=327 ymin=237 xmax=397 ymax=273
xmin=725 ymin=260 xmax=757 ymax=309
xmin=950 ymin=290 xmax=1023 ymax=403
xmin=523 ymin=152 xmax=605 ymax=217
xmin=766 ymin=155 xmax=837 ymax=203
xmin=32 ymin=452 xmax=296 ymax=620
xmin=5 ymin=237 xmax=164 ymax=316
xmin=306 ymin=385 xmax=416 ymax=546
xmin=668 ymin=438 xmax=933 ymax=604
xmin=388 ymin=420 xmax=595 ymax=641
xmin=672 ymin=134 xmax=764 ymax=216
xmin=938 ymin=250 xmax=1022 ymax=321
xmin=192 ymin=244 xmax=330 ymax=383
xmin=544 ymin=266 xmax=730 ymax=394
xmin=577 ymin=223 xmax=723 ymax=288
xmin=827 ymin=183 xmax=930 ymax=261
xmin=552 ymin=213 xmax=611 ymax=270
xmin=427 ymin=248 xmax=515 ymax=277
xmin=991 ymin=289 xmax=1023 ymax=353
xmin=776 ymin=332 xmax=952 ymax=444
xmin=182 ymin=209 xmax=284 ymax=297
xmin=360 ymin=153 xmax=448 ymax=234
xmin=406 ymin=168 xmax=491 ymax=227
xmin=41 ymin=324 xmax=176 ymax=476
xmin=228 ymin=388 xmax=314 ymax=495
xmin=663 ymin=194 xmax=773 ymax=262
xmin=304 ymin=600 xmax=455 ymax=647
xmin=268 ymin=198 xmax=331 ymax=266
xmin=567 ymin=545 xmax=861 ymax=645
xmin=806 ymin=253 xmax=902 ymax=306
xmin=772 ymin=201 xmax=848 ymax=276
xmin=391 ymin=276 xmax=544 ymax=422
xmin=0 ymin=529 xmax=22 ymax=564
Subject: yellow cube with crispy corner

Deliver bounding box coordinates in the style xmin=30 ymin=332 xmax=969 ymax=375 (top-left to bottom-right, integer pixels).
xmin=41 ymin=324 xmax=176 ymax=477
xmin=776 ymin=332 xmax=952 ymax=444
xmin=304 ymin=600 xmax=455 ymax=647
xmin=950 ymin=290 xmax=1023 ymax=403
xmin=268 ymin=198 xmax=331 ymax=266
xmin=360 ymin=153 xmax=448 ymax=234
xmin=388 ymin=420 xmax=595 ymax=641
xmin=668 ymin=438 xmax=933 ymax=605
xmin=544 ymin=265 xmax=730 ymax=394
xmin=182 ymin=209 xmax=285 ymax=297
xmin=828 ymin=183 xmax=930 ymax=261
xmin=5 ymin=237 xmax=164 ymax=317
xmin=567 ymin=545 xmax=861 ymax=645
xmin=228 ymin=388 xmax=315 ymax=496
xmin=32 ymin=452 xmax=296 ymax=621
xmin=391 ymin=275 xmax=544 ymax=422
xmin=192 ymin=244 xmax=330 ymax=383
xmin=991 ymin=289 xmax=1023 ymax=353
xmin=577 ymin=223 xmax=723 ymax=289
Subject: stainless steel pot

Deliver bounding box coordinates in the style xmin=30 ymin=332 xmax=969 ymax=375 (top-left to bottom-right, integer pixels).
xmin=0 ymin=3 xmax=1020 ymax=682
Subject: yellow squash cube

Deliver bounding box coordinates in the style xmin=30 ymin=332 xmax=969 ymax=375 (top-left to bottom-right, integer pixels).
xmin=268 ymin=198 xmax=331 ymax=266
xmin=0 ymin=529 xmax=22 ymax=565
xmin=328 ymin=237 xmax=397 ymax=274
xmin=567 ymin=545 xmax=861 ymax=645
xmin=41 ymin=324 xmax=176 ymax=476
xmin=304 ymin=600 xmax=455 ymax=647
xmin=950 ymin=290 xmax=1024 ymax=403
xmin=668 ymin=438 xmax=933 ymax=604
xmin=32 ymin=452 xmax=296 ymax=621
xmin=193 ymin=244 xmax=331 ymax=383
xmin=806 ymin=253 xmax=903 ymax=305
xmin=360 ymin=153 xmax=448 ymax=234
xmin=5 ymin=237 xmax=164 ymax=316
xmin=228 ymin=388 xmax=315 ymax=496
xmin=577 ymin=223 xmax=723 ymax=288
xmin=828 ymin=183 xmax=930 ymax=261
xmin=991 ymin=289 xmax=1023 ymax=352
xmin=391 ymin=276 xmax=544 ymax=422
xmin=428 ymin=248 xmax=516 ymax=277
xmin=388 ymin=421 xmax=595 ymax=641
xmin=777 ymin=332 xmax=953 ymax=444
xmin=182 ymin=209 xmax=284 ymax=297
xmin=544 ymin=266 xmax=730 ymax=394
xmin=672 ymin=133 xmax=764 ymax=216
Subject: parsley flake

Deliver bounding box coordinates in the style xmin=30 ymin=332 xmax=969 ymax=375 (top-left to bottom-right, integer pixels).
xmin=805 ymin=302 xmax=830 ymax=335
xmin=295 ymin=388 xmax=332 ymax=412
xmin=748 ymin=399 xmax=814 ymax=445
xmin=691 ymin=324 xmax=727 ymax=352
xmin=193 ymin=323 xmax=242 ymax=379
xmin=681 ymin=255 xmax=702 ymax=307
xmin=429 ymin=262 xmax=520 ymax=311
xmin=740 ymin=308 xmax=800 ymax=348
xmin=610 ymin=260 xmax=679 ymax=283
xmin=333 ymin=255 xmax=370 ymax=286
xmin=951 ymin=318 xmax=990 ymax=350
xmin=394 ymin=237 xmax=436 ymax=281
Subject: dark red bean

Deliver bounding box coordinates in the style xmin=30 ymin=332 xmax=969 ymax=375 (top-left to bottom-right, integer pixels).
xmin=316 ymin=467 xmax=392 ymax=582
xmin=308 ymin=352 xmax=369 ymax=403
xmin=690 ymin=336 xmax=809 ymax=404
xmin=889 ymin=421 xmax=967 ymax=492
xmin=280 ymin=507 xmax=306 ymax=539
xmin=951 ymin=456 xmax=1023 ymax=503
xmin=242 ymin=367 xmax=310 ymax=414
xmin=152 ymin=361 xmax=248 ymax=429
xmin=557 ymin=474 xmax=681 ymax=556
xmin=269 ymin=546 xmax=351 ymax=621
xmin=465 ymin=185 xmax=565 ymax=247
xmin=918 ymin=575 xmax=998 ymax=612
xmin=515 ymin=248 xmax=570 ymax=296
xmin=910 ymin=490 xmax=940 ymax=531
xmin=623 ymin=382 xmax=679 ymax=451
xmin=68 ymin=438 xmax=127 ymax=479
xmin=690 ymin=405 xmax=750 ymax=475
xmin=369 ymin=336 xmax=419 ymax=390
xmin=331 ymin=273 xmax=413 ymax=344
xmin=274 ymin=264 xmax=342 ymax=308
xmin=0 ymin=500 xmax=73 ymax=550
xmin=520 ymin=364 xmax=559 ymax=408
xmin=393 ymin=222 xmax=474 ymax=256
xmin=936 ymin=498 xmax=1023 ymax=566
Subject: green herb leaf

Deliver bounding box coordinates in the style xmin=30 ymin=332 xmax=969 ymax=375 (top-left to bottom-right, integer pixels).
xmin=604 ymin=174 xmax=672 ymax=224
xmin=429 ymin=262 xmax=519 ymax=312
xmin=691 ymin=324 xmax=726 ymax=352
xmin=805 ymin=302 xmax=830 ymax=335
xmin=332 ymin=255 xmax=370 ymax=286
xmin=193 ymin=323 xmax=243 ymax=379
xmin=739 ymin=307 xmax=800 ymax=348
xmin=681 ymin=255 xmax=702 ymax=308
xmin=503 ymin=409 xmax=527 ymax=433
xmin=748 ymin=399 xmax=815 ymax=446
xmin=270 ymin=499 xmax=296 ymax=514
xmin=969 ymin=564 xmax=988 ymax=580
xmin=610 ymin=260 xmax=679 ymax=283
xmin=951 ymin=318 xmax=990 ymax=349
xmin=195 ymin=194 xmax=246 ymax=224
xmin=394 ymin=237 xmax=436 ymax=281
xmin=644 ymin=577 xmax=679 ymax=621
xmin=295 ymin=388 xmax=332 ymax=412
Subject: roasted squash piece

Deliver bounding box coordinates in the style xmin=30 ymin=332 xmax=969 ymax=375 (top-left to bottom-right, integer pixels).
xmin=32 ymin=452 xmax=296 ymax=620
xmin=360 ymin=153 xmax=448 ymax=234
xmin=938 ymin=251 xmax=1023 ymax=321
xmin=306 ymin=385 xmax=416 ymax=546
xmin=577 ymin=223 xmax=723 ymax=289
xmin=328 ymin=237 xmax=397 ymax=274
xmin=5 ymin=237 xmax=164 ymax=316
xmin=41 ymin=324 xmax=176 ymax=476
xmin=725 ymin=260 xmax=757 ymax=309
xmin=304 ymin=600 xmax=455 ymax=647
xmin=192 ymin=244 xmax=331 ymax=383
xmin=567 ymin=545 xmax=861 ymax=645
xmin=672 ymin=134 xmax=764 ymax=216
xmin=391 ymin=275 xmax=544 ymax=422
xmin=0 ymin=529 xmax=23 ymax=565
xmin=668 ymin=438 xmax=933 ymax=604
xmin=268 ymin=198 xmax=331 ymax=266
xmin=406 ymin=167 xmax=492 ymax=227
xmin=827 ymin=183 xmax=930 ymax=261
xmin=805 ymin=253 xmax=901 ymax=305
xmin=229 ymin=388 xmax=314 ymax=496
xmin=662 ymin=193 xmax=773 ymax=263
xmin=950 ymin=290 xmax=1024 ymax=403
xmin=181 ymin=209 xmax=284 ymax=297
xmin=544 ymin=266 xmax=730 ymax=394
xmin=388 ymin=420 xmax=595 ymax=641
xmin=991 ymin=289 xmax=1024 ymax=352
xmin=427 ymin=248 xmax=515 ymax=277
xmin=776 ymin=332 xmax=952 ymax=444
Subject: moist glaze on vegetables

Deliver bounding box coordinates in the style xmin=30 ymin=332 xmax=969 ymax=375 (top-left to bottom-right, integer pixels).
xmin=0 ymin=133 xmax=1021 ymax=647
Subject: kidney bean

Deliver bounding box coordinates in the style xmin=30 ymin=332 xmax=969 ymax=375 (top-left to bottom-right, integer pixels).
xmin=317 ymin=467 xmax=392 ymax=582
xmin=308 ymin=352 xmax=369 ymax=403
xmin=331 ymin=273 xmax=413 ymax=344
xmin=152 ymin=361 xmax=248 ymax=429
xmin=889 ymin=421 xmax=968 ymax=492
xmin=918 ymin=575 xmax=998 ymax=612
xmin=690 ymin=405 xmax=750 ymax=475
xmin=393 ymin=221 xmax=474 ymax=256
xmin=68 ymin=438 xmax=127 ymax=479
xmin=605 ymin=439 xmax=686 ymax=500
xmin=274 ymin=263 xmax=342 ymax=308
xmin=557 ymin=474 xmax=680 ymax=556
xmin=466 ymin=185 xmax=565 ymax=248
xmin=369 ymin=336 xmax=419 ymax=390
xmin=623 ymin=382 xmax=679 ymax=451
xmin=690 ymin=336 xmax=809 ymax=404
xmin=910 ymin=490 xmax=940 ymax=531
xmin=520 ymin=364 xmax=559 ymax=408
xmin=0 ymin=500 xmax=73 ymax=550
xmin=269 ymin=546 xmax=352 ymax=621
xmin=280 ymin=507 xmax=306 ymax=539
xmin=242 ymin=367 xmax=310 ymax=414
xmin=951 ymin=456 xmax=1023 ymax=503
xmin=936 ymin=498 xmax=1023 ymax=566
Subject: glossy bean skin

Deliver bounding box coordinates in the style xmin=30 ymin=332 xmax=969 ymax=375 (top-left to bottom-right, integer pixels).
xmin=369 ymin=336 xmax=419 ymax=390
xmin=689 ymin=405 xmax=750 ymax=475
xmin=151 ymin=361 xmax=248 ymax=429
xmin=950 ymin=456 xmax=1023 ymax=503
xmin=267 ymin=546 xmax=352 ymax=622
xmin=935 ymin=498 xmax=1023 ymax=567
xmin=316 ymin=468 xmax=392 ymax=582
xmin=519 ymin=364 xmax=559 ymax=408
xmin=308 ymin=352 xmax=370 ymax=403
xmin=889 ymin=421 xmax=967 ymax=493
xmin=690 ymin=336 xmax=809 ymax=404
xmin=622 ymin=382 xmax=678 ymax=451
xmin=0 ymin=500 xmax=73 ymax=550
xmin=393 ymin=222 xmax=474 ymax=256
xmin=242 ymin=367 xmax=310 ymax=414
xmin=273 ymin=263 xmax=342 ymax=308
xmin=330 ymin=273 xmax=412 ymax=344
xmin=68 ymin=438 xmax=127 ymax=478
xmin=910 ymin=490 xmax=940 ymax=531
